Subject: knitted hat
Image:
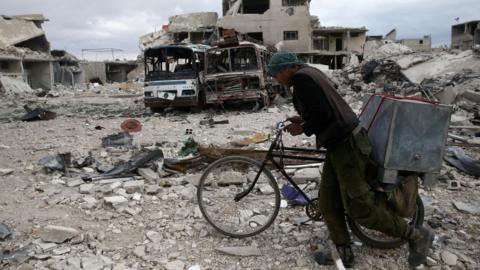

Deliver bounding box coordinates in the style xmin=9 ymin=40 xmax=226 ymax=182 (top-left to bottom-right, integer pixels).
xmin=267 ymin=51 xmax=305 ymax=76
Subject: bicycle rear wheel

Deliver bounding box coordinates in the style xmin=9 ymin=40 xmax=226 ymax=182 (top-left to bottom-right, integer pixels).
xmin=197 ymin=156 xmax=280 ymax=238
xmin=347 ymin=196 xmax=424 ymax=249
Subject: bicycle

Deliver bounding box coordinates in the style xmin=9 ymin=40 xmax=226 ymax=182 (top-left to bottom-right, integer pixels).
xmin=197 ymin=121 xmax=425 ymax=249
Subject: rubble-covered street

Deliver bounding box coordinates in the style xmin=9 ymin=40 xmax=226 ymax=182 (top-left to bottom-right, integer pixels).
xmin=1 ymin=0 xmax=480 ymax=269
xmin=1 ymin=43 xmax=480 ymax=270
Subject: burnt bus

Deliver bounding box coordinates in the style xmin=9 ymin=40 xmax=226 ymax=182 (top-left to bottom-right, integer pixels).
xmin=143 ymin=44 xmax=209 ymax=110
xmin=203 ymin=42 xmax=279 ymax=107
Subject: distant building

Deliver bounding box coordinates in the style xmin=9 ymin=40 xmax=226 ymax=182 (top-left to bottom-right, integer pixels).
xmin=0 ymin=14 xmax=54 ymax=90
xmin=218 ymin=0 xmax=315 ymax=53
xmin=307 ymin=26 xmax=368 ymax=69
xmin=398 ymin=35 xmax=432 ymax=52
xmin=451 ymin=20 xmax=480 ymax=50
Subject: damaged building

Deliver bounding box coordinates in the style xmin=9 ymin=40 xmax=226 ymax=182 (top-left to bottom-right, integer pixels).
xmin=51 ymin=50 xmax=82 ymax=87
xmin=307 ymin=26 xmax=368 ymax=69
xmin=218 ymin=0 xmax=315 ymax=52
xmin=79 ymin=61 xmax=138 ymax=84
xmin=452 ymin=20 xmax=480 ymax=50
xmin=218 ymin=0 xmax=367 ymax=69
xmin=169 ymin=12 xmax=218 ymax=44
xmin=140 ymin=12 xmax=218 ymax=49
xmin=0 ymin=14 xmax=54 ymax=90
xmin=385 ymin=29 xmax=432 ymax=52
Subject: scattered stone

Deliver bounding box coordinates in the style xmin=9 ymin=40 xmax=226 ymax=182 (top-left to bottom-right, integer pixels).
xmin=426 ymin=256 xmax=437 ymax=266
xmin=0 ymin=223 xmax=12 ymax=240
xmin=146 ymin=230 xmax=162 ymax=243
xmin=453 ymin=201 xmax=480 ymax=215
xmin=39 ymin=225 xmax=81 ymax=243
xmin=186 ymin=173 xmax=201 ymax=186
xmin=447 ymin=180 xmax=461 ymax=190
xmin=258 ymin=184 xmax=274 ymax=195
xmin=79 ymin=183 xmax=95 ymax=194
xmin=0 ymin=168 xmax=14 ymax=176
xmin=292 ymin=167 xmax=320 ymax=183
xmin=67 ymin=178 xmax=84 ymax=187
xmin=104 ymin=196 xmax=128 ymax=209
xmin=441 ymin=250 xmax=458 ymax=266
xmin=146 ymin=184 xmax=160 ymax=194
xmin=138 ymin=168 xmax=159 ymax=182
xmin=37 ymin=241 xmax=57 ymax=251
xmin=110 ymin=182 xmax=123 ymax=190
xmin=178 ymin=185 xmax=195 ymax=201
xmin=215 ymin=246 xmax=262 ymax=257
xmin=188 ymin=265 xmax=201 ymax=270
xmin=132 ymin=192 xmax=142 ymax=201
xmin=123 ymin=180 xmax=144 ymax=194
xmin=52 ymin=246 xmax=71 ymax=255
xmin=112 ymin=264 xmax=130 ymax=270
xmin=67 ymin=257 xmax=81 ymax=269
xmin=165 ymin=260 xmax=185 ymax=270
xmin=81 ymin=196 xmax=97 ymax=209
xmin=81 ymin=256 xmax=105 ymax=270
xmin=133 ymin=245 xmax=146 ymax=258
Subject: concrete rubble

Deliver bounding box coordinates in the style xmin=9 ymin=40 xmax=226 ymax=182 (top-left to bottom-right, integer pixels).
xmin=1 ymin=6 xmax=480 ymax=270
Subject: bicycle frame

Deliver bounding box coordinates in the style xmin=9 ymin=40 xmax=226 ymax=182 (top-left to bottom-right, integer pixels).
xmin=235 ymin=123 xmax=325 ymax=204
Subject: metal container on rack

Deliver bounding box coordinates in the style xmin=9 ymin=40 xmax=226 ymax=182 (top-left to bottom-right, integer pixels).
xmin=360 ymin=94 xmax=452 ymax=186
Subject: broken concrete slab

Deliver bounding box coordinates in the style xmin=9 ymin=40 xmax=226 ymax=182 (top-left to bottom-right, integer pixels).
xmin=0 ymin=168 xmax=14 ymax=176
xmin=0 ymin=223 xmax=12 ymax=240
xmin=39 ymin=225 xmax=81 ymax=243
xmin=81 ymin=256 xmax=105 ymax=270
xmin=215 ymin=246 xmax=262 ymax=257
xmin=79 ymin=183 xmax=95 ymax=194
xmin=104 ymin=196 xmax=128 ymax=209
xmin=452 ymin=201 xmax=480 ymax=215
xmin=145 ymin=185 xmax=160 ymax=195
xmin=138 ymin=168 xmax=159 ymax=182
xmin=165 ymin=260 xmax=185 ymax=270
xmin=123 ymin=180 xmax=144 ymax=194
xmin=441 ymin=250 xmax=458 ymax=266
xmin=462 ymin=90 xmax=480 ymax=103
xmin=66 ymin=178 xmax=84 ymax=187
xmin=292 ymin=167 xmax=321 ymax=183
xmin=101 ymin=132 xmax=133 ymax=148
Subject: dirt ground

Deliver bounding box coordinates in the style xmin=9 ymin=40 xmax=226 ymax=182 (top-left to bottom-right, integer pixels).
xmin=0 ymin=94 xmax=479 ymax=270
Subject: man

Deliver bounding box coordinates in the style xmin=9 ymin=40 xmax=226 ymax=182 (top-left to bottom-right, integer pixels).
xmin=267 ymin=52 xmax=434 ymax=268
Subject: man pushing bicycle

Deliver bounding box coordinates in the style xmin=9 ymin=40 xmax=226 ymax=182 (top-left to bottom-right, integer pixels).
xmin=266 ymin=52 xmax=434 ymax=268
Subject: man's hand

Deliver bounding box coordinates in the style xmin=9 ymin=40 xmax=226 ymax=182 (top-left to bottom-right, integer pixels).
xmin=285 ymin=123 xmax=304 ymax=136
xmin=287 ymin=115 xmax=303 ymax=124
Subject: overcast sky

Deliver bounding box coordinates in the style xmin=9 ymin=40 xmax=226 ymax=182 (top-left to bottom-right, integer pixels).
xmin=1 ymin=0 xmax=479 ymax=60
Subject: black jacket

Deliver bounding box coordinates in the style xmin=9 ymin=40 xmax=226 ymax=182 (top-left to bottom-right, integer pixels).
xmin=292 ymin=67 xmax=359 ymax=148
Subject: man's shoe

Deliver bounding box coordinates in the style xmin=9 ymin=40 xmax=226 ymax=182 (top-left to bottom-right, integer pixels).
xmin=404 ymin=226 xmax=435 ymax=267
xmin=313 ymin=245 xmax=354 ymax=268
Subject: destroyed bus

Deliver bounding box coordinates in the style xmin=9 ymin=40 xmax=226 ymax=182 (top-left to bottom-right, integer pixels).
xmin=143 ymin=44 xmax=210 ymax=111
xmin=202 ymin=41 xmax=279 ymax=107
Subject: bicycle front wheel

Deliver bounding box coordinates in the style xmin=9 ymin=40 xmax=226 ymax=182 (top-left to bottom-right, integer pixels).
xmin=197 ymin=156 xmax=280 ymax=238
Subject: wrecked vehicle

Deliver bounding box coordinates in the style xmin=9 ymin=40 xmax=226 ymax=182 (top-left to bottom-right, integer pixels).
xmin=203 ymin=41 xmax=280 ymax=107
xmin=143 ymin=44 xmax=210 ymax=111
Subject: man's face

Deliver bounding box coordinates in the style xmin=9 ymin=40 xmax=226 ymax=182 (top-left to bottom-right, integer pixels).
xmin=274 ymin=68 xmax=290 ymax=86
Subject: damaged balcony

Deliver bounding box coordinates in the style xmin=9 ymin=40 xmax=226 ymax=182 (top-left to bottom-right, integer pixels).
xmin=306 ymin=26 xmax=368 ymax=69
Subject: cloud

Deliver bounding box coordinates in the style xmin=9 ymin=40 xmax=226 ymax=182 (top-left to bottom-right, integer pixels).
xmin=1 ymin=0 xmax=479 ymax=58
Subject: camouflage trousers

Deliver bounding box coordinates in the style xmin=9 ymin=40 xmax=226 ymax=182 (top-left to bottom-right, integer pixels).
xmin=318 ymin=128 xmax=408 ymax=245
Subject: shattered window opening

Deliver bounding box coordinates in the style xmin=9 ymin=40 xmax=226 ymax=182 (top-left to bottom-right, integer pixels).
xmin=144 ymin=47 xmax=202 ymax=81
xmin=207 ymin=47 xmax=258 ymax=74
xmin=242 ymin=0 xmax=269 ymax=14
xmin=282 ymin=0 xmax=307 ymax=6
xmin=284 ymin=31 xmax=299 ymax=41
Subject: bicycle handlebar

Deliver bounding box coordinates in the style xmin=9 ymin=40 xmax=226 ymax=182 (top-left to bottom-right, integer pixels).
xmin=276 ymin=120 xmax=288 ymax=131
